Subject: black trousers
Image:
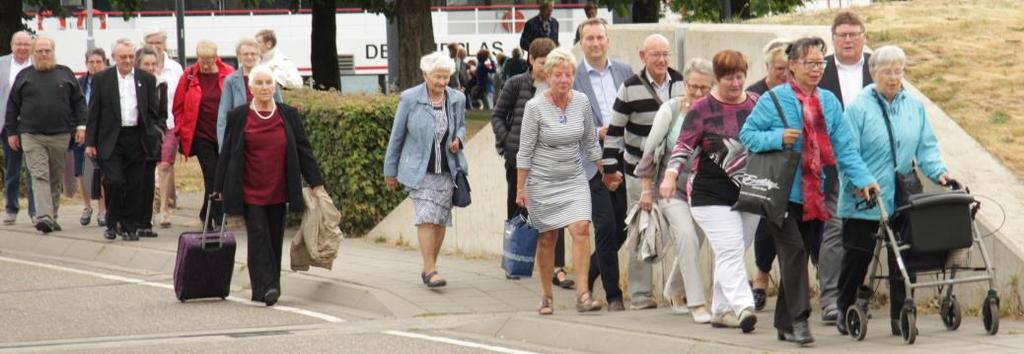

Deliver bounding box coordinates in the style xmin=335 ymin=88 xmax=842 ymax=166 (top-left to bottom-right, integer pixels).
xmin=192 ymin=138 xmax=222 ymax=227
xmin=99 ymin=127 xmax=145 ymax=233
xmin=504 ymin=156 xmax=565 ymax=268
xmin=837 ymin=218 xmax=914 ymax=320
xmin=138 ymin=160 xmax=156 ymax=229
xmin=244 ymin=203 xmax=287 ymax=301
xmin=586 ymin=173 xmax=628 ymax=301
xmin=769 ymin=202 xmax=822 ymax=331
xmin=753 ymin=219 xmax=776 ymax=273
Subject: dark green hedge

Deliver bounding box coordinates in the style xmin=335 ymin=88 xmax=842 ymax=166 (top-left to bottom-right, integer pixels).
xmin=285 ymin=90 xmax=406 ymax=236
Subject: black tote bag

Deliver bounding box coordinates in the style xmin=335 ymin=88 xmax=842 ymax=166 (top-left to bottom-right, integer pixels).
xmin=874 ymin=92 xmax=923 ymax=207
xmin=733 ymin=91 xmax=802 ymax=228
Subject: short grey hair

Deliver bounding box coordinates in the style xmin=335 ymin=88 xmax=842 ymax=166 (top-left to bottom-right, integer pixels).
xmin=682 ymin=58 xmax=713 ymax=79
xmin=868 ymin=45 xmax=907 ymax=74
xmin=143 ymin=28 xmax=168 ymax=41
xmin=111 ymin=38 xmax=135 ymax=55
xmin=11 ymin=30 xmax=32 ymax=43
xmin=542 ymin=47 xmax=577 ymax=74
xmin=248 ymin=65 xmax=275 ymax=89
xmin=419 ymin=51 xmax=456 ymax=76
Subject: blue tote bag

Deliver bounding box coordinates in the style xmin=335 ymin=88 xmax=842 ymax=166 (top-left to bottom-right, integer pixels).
xmin=502 ymin=213 xmax=538 ymax=278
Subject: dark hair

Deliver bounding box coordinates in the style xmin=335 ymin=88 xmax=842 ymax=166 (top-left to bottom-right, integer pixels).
xmin=511 ymin=47 xmax=523 ymax=59
xmin=785 ymin=36 xmax=827 ymax=61
xmin=528 ymin=37 xmax=556 ymax=60
xmin=476 ymin=48 xmax=490 ymax=62
xmin=712 ymin=50 xmax=748 ymax=80
xmin=584 ymin=3 xmax=598 ymax=14
xmin=496 ymin=52 xmax=507 ymax=66
xmin=84 ymin=47 xmax=108 ymax=65
xmin=831 ymin=11 xmax=865 ymax=34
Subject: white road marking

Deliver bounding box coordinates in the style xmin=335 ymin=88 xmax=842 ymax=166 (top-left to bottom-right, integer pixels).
xmin=0 ymin=255 xmax=344 ymax=323
xmin=383 ymin=330 xmax=539 ymax=354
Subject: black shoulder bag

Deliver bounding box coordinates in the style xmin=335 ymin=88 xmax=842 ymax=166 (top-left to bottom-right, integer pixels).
xmin=448 ymin=96 xmax=472 ymax=208
xmin=733 ymin=91 xmax=803 ymax=228
xmin=874 ymin=92 xmax=923 ymax=207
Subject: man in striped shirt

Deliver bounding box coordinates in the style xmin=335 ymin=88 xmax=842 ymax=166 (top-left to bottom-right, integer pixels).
xmin=602 ymin=34 xmax=685 ymax=310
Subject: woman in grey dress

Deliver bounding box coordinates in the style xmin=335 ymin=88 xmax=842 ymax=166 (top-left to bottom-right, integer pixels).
xmin=515 ymin=47 xmax=603 ymax=314
xmin=383 ymin=52 xmax=468 ymax=289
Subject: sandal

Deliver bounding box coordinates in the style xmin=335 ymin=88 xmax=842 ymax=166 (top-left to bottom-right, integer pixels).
xmin=538 ymin=296 xmax=554 ymax=315
xmin=576 ymin=292 xmax=602 ymax=312
xmin=552 ymin=268 xmax=575 ymax=289
xmin=420 ymin=271 xmax=447 ymax=288
xmin=80 ymin=207 xmax=93 ymax=226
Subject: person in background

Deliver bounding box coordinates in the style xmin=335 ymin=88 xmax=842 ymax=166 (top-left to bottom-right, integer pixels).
xmin=519 ymin=1 xmax=560 ymax=50
xmin=133 ymin=46 xmax=168 ymax=238
xmin=255 ymin=29 xmax=303 ymax=90
xmin=218 ymin=37 xmax=284 ymax=150
xmin=493 ymin=52 xmax=507 ymax=102
xmin=636 ymin=58 xmax=714 ymax=322
xmin=215 ymin=65 xmax=325 ymax=307
xmin=501 ymin=48 xmax=529 ymax=81
xmin=0 ymin=31 xmax=36 ymax=226
xmin=574 ymin=2 xmax=599 ymax=45
xmin=76 ymin=48 xmax=108 ymax=226
xmin=474 ymin=48 xmax=496 ymax=110
xmin=739 ymin=37 xmax=879 ymax=346
xmin=5 ymin=36 xmax=87 ymax=234
xmin=383 ymin=52 xmax=468 ymax=289
xmin=515 ymin=47 xmax=602 ymax=315
xmin=144 ymin=28 xmax=183 ymax=228
xmin=172 ymin=40 xmax=235 ymax=230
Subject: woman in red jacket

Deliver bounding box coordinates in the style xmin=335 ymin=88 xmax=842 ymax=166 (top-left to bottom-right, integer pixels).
xmin=172 ymin=40 xmax=234 ymax=229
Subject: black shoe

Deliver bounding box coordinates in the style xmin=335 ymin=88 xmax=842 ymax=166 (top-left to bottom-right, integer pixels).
xmin=264 ymin=288 xmax=280 ymax=306
xmin=792 ymin=320 xmax=814 ymax=345
xmin=822 ymin=307 xmax=839 ymax=324
xmin=122 ymin=229 xmax=139 ymax=241
xmin=777 ymin=330 xmax=796 ymax=342
xmin=891 ymin=319 xmax=901 ymax=336
xmin=52 ymin=222 xmax=61 ymax=232
xmin=103 ymin=228 xmax=118 ymax=240
xmin=552 ymin=268 xmax=575 ymax=289
xmin=35 ymin=219 xmax=54 ymax=234
xmin=137 ymin=228 xmax=158 ymax=238
xmin=836 ymin=311 xmax=848 ymax=335
xmin=752 ymin=288 xmax=767 ymax=311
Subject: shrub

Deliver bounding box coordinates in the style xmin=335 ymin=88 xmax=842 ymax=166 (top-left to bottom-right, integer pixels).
xmin=284 ymin=90 xmax=406 ymax=236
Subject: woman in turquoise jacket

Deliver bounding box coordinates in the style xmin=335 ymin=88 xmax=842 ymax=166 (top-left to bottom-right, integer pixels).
xmin=383 ymin=52 xmax=468 ymax=288
xmin=739 ymin=37 xmax=879 ymax=346
xmin=834 ymin=45 xmax=952 ymax=337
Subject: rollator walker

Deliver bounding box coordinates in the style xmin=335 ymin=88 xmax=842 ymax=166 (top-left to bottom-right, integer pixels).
xmin=845 ymin=181 xmax=1000 ymax=344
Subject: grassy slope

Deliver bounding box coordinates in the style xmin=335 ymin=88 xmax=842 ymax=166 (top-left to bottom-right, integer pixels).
xmin=751 ymin=0 xmax=1024 ymax=177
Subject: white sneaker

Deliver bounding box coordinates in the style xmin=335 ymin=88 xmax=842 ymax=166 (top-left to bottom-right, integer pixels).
xmin=691 ymin=310 xmax=712 ymax=324
xmin=671 ymin=303 xmax=690 ymax=315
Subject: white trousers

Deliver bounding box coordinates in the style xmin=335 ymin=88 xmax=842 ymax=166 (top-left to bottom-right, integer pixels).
xmin=660 ymin=197 xmax=707 ymax=307
xmin=690 ymin=205 xmax=759 ymax=316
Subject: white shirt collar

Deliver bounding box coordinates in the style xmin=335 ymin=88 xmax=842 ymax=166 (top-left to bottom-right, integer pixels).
xmin=835 ymin=54 xmax=865 ymax=70
xmin=584 ymin=57 xmax=610 ymax=74
xmin=645 ymin=69 xmax=668 ymax=88
xmin=118 ymin=68 xmax=135 ymax=80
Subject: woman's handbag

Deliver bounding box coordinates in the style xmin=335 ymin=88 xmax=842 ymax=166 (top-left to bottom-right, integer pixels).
xmin=733 ymin=91 xmax=802 ymax=228
xmin=874 ymin=93 xmax=923 ymax=207
xmin=502 ymin=212 xmax=538 ymax=278
xmin=452 ymin=157 xmax=472 ymax=208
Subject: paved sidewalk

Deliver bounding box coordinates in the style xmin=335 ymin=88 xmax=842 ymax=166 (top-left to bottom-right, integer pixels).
xmin=3 ymin=195 xmax=1024 ymax=353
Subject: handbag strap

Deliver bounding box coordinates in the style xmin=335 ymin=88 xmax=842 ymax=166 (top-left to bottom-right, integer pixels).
xmin=872 ymin=91 xmax=899 ymax=169
xmin=767 ymin=90 xmax=790 ymax=129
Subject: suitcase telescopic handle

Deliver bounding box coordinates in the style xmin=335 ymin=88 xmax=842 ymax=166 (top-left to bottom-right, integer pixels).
xmin=200 ymin=194 xmax=228 ymax=250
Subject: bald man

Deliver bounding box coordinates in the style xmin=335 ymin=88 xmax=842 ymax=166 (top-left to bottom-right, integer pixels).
xmin=602 ymin=34 xmax=686 ymax=310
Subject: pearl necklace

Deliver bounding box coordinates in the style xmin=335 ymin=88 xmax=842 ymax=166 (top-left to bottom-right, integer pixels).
xmin=250 ymin=102 xmax=277 ymax=120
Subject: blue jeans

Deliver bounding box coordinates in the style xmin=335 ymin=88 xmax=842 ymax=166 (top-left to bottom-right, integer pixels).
xmin=3 ymin=133 xmax=36 ymax=216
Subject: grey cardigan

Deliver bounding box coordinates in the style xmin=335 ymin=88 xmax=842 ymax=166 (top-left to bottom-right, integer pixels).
xmin=217 ymin=69 xmax=283 ymax=150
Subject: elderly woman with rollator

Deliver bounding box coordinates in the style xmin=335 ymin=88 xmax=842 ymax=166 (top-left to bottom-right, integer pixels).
xmin=635 ymin=57 xmax=714 ymax=323
xmin=834 ymin=45 xmax=952 ymax=337
xmin=384 ymin=52 xmax=468 ymax=289
xmin=740 ymin=37 xmax=879 ymax=346
xmin=515 ymin=47 xmax=603 ymax=315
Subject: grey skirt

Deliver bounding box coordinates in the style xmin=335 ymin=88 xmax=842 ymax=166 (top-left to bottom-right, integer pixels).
xmin=408 ymin=172 xmax=454 ymax=226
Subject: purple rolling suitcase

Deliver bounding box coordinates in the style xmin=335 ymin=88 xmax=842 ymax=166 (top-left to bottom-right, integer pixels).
xmin=173 ymin=197 xmax=236 ymax=302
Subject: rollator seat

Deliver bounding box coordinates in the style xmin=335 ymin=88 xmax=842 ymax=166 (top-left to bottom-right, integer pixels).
xmin=893 ymin=191 xmax=975 ymax=253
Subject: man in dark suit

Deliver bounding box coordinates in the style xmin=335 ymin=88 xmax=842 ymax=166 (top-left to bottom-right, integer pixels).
xmin=816 ymin=10 xmax=874 ymax=325
xmin=519 ymin=1 xmax=559 ymax=51
xmin=573 ymin=17 xmax=634 ymax=312
xmin=85 ymin=39 xmax=160 ymax=241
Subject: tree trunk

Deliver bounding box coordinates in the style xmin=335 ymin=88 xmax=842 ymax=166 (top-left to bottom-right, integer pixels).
xmin=0 ymin=0 xmax=22 ymax=56
xmin=632 ymin=0 xmax=660 ymax=23
xmin=396 ymin=0 xmax=434 ymax=91
xmin=310 ymin=0 xmax=341 ymax=91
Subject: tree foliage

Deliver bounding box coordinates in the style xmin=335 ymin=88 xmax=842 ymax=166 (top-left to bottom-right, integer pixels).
xmin=670 ymin=0 xmax=806 ymax=23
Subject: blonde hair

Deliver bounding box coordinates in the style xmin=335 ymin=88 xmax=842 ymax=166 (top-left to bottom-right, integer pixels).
xmin=255 ymin=29 xmax=277 ymax=48
xmin=196 ymin=40 xmax=218 ymax=57
xmin=763 ymin=38 xmax=791 ymax=69
xmin=541 ymin=47 xmax=577 ymax=75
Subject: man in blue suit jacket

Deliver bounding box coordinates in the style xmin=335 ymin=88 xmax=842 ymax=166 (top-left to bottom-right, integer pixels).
xmin=519 ymin=2 xmax=560 ymax=51
xmin=573 ymin=17 xmax=634 ymax=311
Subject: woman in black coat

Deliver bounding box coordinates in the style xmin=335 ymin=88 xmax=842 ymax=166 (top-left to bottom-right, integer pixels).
xmin=213 ymin=65 xmax=324 ymax=306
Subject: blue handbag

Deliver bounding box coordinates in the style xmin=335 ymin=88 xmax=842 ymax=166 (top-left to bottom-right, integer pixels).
xmin=502 ymin=213 xmax=538 ymax=278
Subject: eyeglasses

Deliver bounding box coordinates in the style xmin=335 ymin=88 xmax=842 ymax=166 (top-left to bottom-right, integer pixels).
xmin=645 ymin=51 xmax=670 ymax=59
xmin=799 ymin=60 xmax=827 ymax=70
xmin=833 ymin=32 xmax=863 ymax=40
xmin=877 ymin=68 xmax=905 ymax=78
xmin=686 ymin=83 xmax=711 ymax=92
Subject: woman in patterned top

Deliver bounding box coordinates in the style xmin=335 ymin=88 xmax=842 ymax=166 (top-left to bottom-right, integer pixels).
xmin=660 ymin=50 xmax=759 ymax=333
xmin=516 ymin=47 xmax=603 ymax=315
xmin=383 ymin=52 xmax=468 ymax=289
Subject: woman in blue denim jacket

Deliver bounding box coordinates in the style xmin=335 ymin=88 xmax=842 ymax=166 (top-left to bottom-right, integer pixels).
xmin=740 ymin=37 xmax=879 ymax=345
xmin=834 ymin=45 xmax=952 ymax=336
xmin=383 ymin=52 xmax=468 ymax=288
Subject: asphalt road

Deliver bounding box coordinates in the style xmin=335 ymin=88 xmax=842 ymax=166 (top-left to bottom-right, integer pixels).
xmin=0 ymin=253 xmax=550 ymax=354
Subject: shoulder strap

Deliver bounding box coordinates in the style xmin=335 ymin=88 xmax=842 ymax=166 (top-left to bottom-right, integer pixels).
xmin=872 ymin=92 xmax=899 ymax=168
xmin=767 ymin=90 xmax=790 ymax=128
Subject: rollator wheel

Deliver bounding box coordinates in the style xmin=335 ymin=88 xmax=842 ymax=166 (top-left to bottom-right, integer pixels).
xmin=846 ymin=306 xmax=868 ymax=341
xmin=940 ymin=297 xmax=962 ymax=331
xmin=899 ymin=304 xmax=918 ymax=345
xmin=983 ymin=294 xmax=1000 ymax=335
